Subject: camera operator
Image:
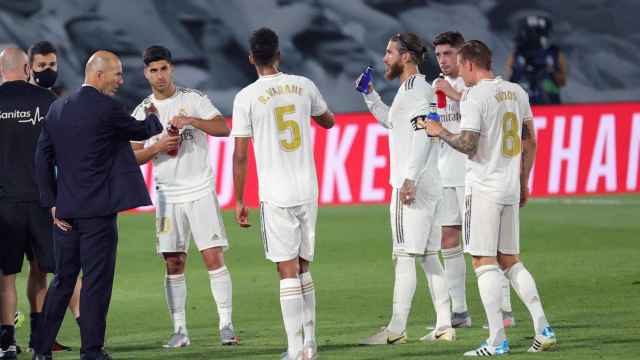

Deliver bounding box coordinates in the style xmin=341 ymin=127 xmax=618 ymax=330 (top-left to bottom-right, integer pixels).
xmin=505 ymin=15 xmax=567 ymax=105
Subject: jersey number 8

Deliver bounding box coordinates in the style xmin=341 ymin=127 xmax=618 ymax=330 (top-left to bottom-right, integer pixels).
xmin=501 ymin=111 xmax=521 ymax=157
xmin=275 ymin=104 xmax=301 ymax=151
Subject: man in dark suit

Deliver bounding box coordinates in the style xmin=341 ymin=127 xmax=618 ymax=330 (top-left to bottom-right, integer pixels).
xmin=32 ymin=50 xmax=163 ymax=360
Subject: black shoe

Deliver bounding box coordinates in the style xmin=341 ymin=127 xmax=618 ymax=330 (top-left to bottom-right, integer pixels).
xmin=80 ymin=350 xmax=112 ymax=360
xmin=32 ymin=352 xmax=52 ymax=360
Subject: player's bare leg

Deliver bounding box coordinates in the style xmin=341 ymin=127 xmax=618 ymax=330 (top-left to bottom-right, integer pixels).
xmin=68 ymin=278 xmax=81 ymax=321
xmin=201 ymin=247 xmax=236 ymax=345
xmin=498 ymin=254 xmax=555 ymax=352
xmin=278 ymin=258 xmax=304 ymax=359
xmin=298 ymin=259 xmax=316 ymax=359
xmin=441 ymin=225 xmax=470 ymax=327
xmin=162 ymin=252 xmax=190 ymax=348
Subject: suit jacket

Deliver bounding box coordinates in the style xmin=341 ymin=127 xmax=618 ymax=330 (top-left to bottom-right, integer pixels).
xmin=35 ymin=85 xmax=162 ymax=219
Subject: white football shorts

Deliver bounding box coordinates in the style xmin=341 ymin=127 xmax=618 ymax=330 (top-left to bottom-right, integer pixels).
xmin=440 ymin=186 xmax=465 ymax=227
xmin=463 ymin=187 xmax=520 ymax=257
xmin=390 ymin=177 xmax=442 ymax=256
xmin=155 ymin=191 xmax=229 ymax=254
xmin=259 ymin=201 xmax=317 ymax=263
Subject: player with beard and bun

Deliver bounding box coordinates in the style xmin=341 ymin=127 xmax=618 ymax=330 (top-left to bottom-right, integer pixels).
xmin=358 ymin=32 xmax=455 ymax=345
xmin=232 ymin=28 xmax=335 ymax=360
xmin=424 ymin=39 xmax=556 ymax=356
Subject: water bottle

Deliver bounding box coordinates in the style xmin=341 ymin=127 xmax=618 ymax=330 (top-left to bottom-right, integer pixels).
xmin=435 ymin=73 xmax=447 ymax=109
xmin=426 ymin=102 xmax=440 ymax=137
xmin=167 ymin=125 xmax=180 ymax=157
xmin=355 ymin=66 xmax=374 ymax=94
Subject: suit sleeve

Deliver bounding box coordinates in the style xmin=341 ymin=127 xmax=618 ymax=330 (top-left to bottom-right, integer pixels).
xmin=110 ymin=101 xmax=163 ymax=141
xmin=35 ymin=122 xmax=57 ymax=208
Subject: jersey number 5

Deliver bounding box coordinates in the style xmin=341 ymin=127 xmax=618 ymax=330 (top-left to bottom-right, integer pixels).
xmin=501 ymin=112 xmax=521 ymax=157
xmin=275 ymin=104 xmax=301 ymax=151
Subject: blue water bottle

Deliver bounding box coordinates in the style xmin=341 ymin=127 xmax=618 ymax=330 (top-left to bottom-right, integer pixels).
xmin=426 ymin=102 xmax=440 ymax=137
xmin=356 ymin=66 xmax=374 ymax=93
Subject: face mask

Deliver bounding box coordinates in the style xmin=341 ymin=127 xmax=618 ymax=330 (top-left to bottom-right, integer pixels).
xmin=33 ymin=68 xmax=58 ymax=88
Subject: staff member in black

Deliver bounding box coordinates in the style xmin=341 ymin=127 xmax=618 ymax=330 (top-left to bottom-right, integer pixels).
xmin=0 ymin=47 xmax=58 ymax=360
xmin=25 ymin=40 xmax=76 ymax=353
xmin=32 ymin=50 xmax=162 ymax=360
xmin=29 ymin=41 xmax=61 ymax=92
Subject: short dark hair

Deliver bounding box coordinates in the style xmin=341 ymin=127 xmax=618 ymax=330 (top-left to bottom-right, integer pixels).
xmin=390 ymin=32 xmax=427 ymax=65
xmin=250 ymin=28 xmax=279 ymax=66
xmin=143 ymin=45 xmax=172 ymax=66
xmin=28 ymin=41 xmax=57 ymax=65
xmin=432 ymin=31 xmax=465 ymax=48
xmin=458 ymin=40 xmax=492 ymax=70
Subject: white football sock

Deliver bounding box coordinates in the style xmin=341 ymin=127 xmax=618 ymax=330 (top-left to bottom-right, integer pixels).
xmin=500 ymin=270 xmax=513 ymax=313
xmin=208 ymin=266 xmax=233 ymax=329
xmin=280 ymin=278 xmax=304 ymax=357
xmin=505 ymin=262 xmax=549 ymax=334
xmin=387 ymin=255 xmax=416 ymax=334
xmin=442 ymin=245 xmax=468 ymax=314
xmin=300 ymin=272 xmax=316 ymax=345
xmin=165 ymin=273 xmax=187 ymax=335
xmin=420 ymin=254 xmax=452 ymax=332
xmin=475 ymin=264 xmax=506 ymax=346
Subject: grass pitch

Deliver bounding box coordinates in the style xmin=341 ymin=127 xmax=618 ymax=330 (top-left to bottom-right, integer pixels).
xmin=14 ymin=195 xmax=640 ymax=359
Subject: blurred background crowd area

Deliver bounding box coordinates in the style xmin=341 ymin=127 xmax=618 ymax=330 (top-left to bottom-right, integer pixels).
xmin=1 ymin=0 xmax=639 ymax=114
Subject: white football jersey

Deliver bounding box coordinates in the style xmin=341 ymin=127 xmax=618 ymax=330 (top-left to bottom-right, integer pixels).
xmin=231 ymin=73 xmax=328 ymax=207
xmin=432 ymin=75 xmax=467 ymax=187
xmin=364 ymin=74 xmax=440 ymax=191
xmin=132 ymin=87 xmax=222 ymax=203
xmin=460 ymin=77 xmax=533 ymax=204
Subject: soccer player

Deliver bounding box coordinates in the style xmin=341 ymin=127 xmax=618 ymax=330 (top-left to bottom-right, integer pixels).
xmin=131 ymin=46 xmax=238 ymax=348
xmin=232 ymin=28 xmax=335 ymax=360
xmin=358 ymin=32 xmax=454 ymax=345
xmin=431 ymin=31 xmax=515 ymax=329
xmin=424 ymin=40 xmax=556 ymax=356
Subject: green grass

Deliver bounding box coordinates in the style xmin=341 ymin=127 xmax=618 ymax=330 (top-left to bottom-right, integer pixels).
xmin=14 ymin=195 xmax=640 ymax=359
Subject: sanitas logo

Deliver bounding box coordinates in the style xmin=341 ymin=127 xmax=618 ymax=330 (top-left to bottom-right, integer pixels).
xmin=0 ymin=107 xmax=43 ymax=125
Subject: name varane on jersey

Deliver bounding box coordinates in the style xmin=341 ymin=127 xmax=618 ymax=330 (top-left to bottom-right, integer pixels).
xmin=231 ymin=73 xmax=328 ymax=207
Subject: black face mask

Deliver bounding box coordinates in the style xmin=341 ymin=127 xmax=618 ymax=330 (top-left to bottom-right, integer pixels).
xmin=33 ymin=68 xmax=58 ymax=88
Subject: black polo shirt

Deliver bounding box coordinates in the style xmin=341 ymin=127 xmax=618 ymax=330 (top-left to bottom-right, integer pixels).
xmin=0 ymin=80 xmax=57 ymax=202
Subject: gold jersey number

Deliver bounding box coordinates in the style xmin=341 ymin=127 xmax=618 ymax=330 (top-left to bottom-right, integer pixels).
xmin=501 ymin=111 xmax=521 ymax=157
xmin=274 ymin=104 xmax=301 ymax=151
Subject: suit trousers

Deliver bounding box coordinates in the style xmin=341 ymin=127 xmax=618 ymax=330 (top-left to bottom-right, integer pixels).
xmin=36 ymin=214 xmax=118 ymax=357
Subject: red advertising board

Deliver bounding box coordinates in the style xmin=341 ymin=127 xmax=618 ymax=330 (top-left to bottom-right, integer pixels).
xmin=137 ymin=102 xmax=640 ymax=210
